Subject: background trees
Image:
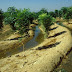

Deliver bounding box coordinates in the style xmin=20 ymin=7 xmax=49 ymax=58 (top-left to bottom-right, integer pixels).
xmin=3 ymin=7 xmax=37 ymax=34
xmin=58 ymin=10 xmax=63 ymax=18
xmin=2 ymin=6 xmax=72 ymax=35
xmin=55 ymin=10 xmax=59 ymax=17
xmin=48 ymin=11 xmax=55 ymax=18
xmin=63 ymin=7 xmax=72 ymax=21
xmin=61 ymin=7 xmax=68 ymax=17
xmin=52 ymin=6 xmax=72 ymax=22
xmin=4 ymin=6 xmax=17 ymax=30
xmin=28 ymin=12 xmax=37 ymax=24
xmin=0 ymin=9 xmax=4 ymax=29
xmin=36 ymin=8 xmax=48 ymax=19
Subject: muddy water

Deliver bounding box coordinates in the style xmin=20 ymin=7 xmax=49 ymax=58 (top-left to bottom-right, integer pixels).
xmin=0 ymin=26 xmax=44 ymax=59
xmin=24 ymin=26 xmax=44 ymax=49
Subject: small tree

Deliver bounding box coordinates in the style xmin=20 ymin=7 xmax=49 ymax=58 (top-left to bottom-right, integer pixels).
xmin=4 ymin=6 xmax=17 ymax=30
xmin=15 ymin=8 xmax=31 ymax=34
xmin=29 ymin=12 xmax=37 ymax=24
xmin=38 ymin=13 xmax=55 ymax=38
xmin=36 ymin=8 xmax=48 ymax=18
xmin=61 ymin=7 xmax=68 ymax=17
xmin=0 ymin=9 xmax=4 ymax=29
xmin=40 ymin=8 xmax=48 ymax=14
xmin=58 ymin=10 xmax=63 ymax=18
xmin=55 ymin=10 xmax=59 ymax=17
xmin=63 ymin=7 xmax=72 ymax=23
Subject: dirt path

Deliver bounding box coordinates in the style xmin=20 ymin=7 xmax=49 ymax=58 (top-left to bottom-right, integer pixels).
xmin=0 ymin=23 xmax=72 ymax=72
xmin=53 ymin=21 xmax=72 ymax=72
xmin=0 ymin=23 xmax=38 ymax=59
xmin=0 ymin=23 xmax=38 ymax=51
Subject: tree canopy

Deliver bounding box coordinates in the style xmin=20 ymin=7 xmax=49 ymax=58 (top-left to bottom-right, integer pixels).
xmin=0 ymin=9 xmax=4 ymax=29
xmin=4 ymin=6 xmax=17 ymax=30
xmin=2 ymin=6 xmax=72 ymax=34
xmin=38 ymin=13 xmax=55 ymax=38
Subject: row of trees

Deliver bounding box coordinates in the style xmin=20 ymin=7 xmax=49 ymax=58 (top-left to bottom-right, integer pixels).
xmin=0 ymin=7 xmax=50 ymax=34
xmin=0 ymin=6 xmax=72 ymax=35
xmin=3 ymin=7 xmax=37 ymax=34
xmin=49 ymin=6 xmax=72 ymax=19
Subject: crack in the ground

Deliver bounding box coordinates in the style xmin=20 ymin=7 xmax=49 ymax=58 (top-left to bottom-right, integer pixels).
xmin=3 ymin=34 xmax=30 ymax=41
xmin=48 ymin=31 xmax=66 ymax=38
xmin=36 ymin=41 xmax=61 ymax=50
xmin=49 ymin=26 xmax=58 ymax=31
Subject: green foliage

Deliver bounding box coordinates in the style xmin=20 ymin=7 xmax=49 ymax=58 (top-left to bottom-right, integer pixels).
xmin=4 ymin=6 xmax=17 ymax=30
xmin=55 ymin=10 xmax=59 ymax=17
xmin=40 ymin=8 xmax=48 ymax=14
xmin=36 ymin=8 xmax=48 ymax=19
xmin=48 ymin=11 xmax=55 ymax=17
xmin=3 ymin=7 xmax=37 ymax=34
xmin=29 ymin=12 xmax=37 ymax=24
xmin=2 ymin=6 xmax=72 ymax=35
xmin=61 ymin=68 xmax=67 ymax=72
xmin=58 ymin=10 xmax=63 ymax=18
xmin=63 ymin=6 xmax=72 ymax=20
xmin=0 ymin=9 xmax=4 ymax=29
xmin=61 ymin=7 xmax=68 ymax=15
xmin=54 ymin=6 xmax=72 ymax=20
xmin=18 ymin=38 xmax=23 ymax=42
xmin=38 ymin=13 xmax=55 ymax=38
xmin=54 ymin=68 xmax=67 ymax=72
xmin=15 ymin=8 xmax=31 ymax=34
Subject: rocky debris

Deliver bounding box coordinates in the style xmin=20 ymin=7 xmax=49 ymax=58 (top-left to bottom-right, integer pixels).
xmin=36 ymin=41 xmax=61 ymax=50
xmin=48 ymin=31 xmax=66 ymax=38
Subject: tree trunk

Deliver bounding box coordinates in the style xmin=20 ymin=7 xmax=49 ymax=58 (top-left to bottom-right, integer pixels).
xmin=0 ymin=21 xmax=3 ymax=29
xmin=23 ymin=44 xmax=25 ymax=51
xmin=10 ymin=23 xmax=16 ymax=30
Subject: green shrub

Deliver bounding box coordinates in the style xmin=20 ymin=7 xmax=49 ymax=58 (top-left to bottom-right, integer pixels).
xmin=38 ymin=13 xmax=55 ymax=38
xmin=4 ymin=6 xmax=17 ymax=30
xmin=14 ymin=8 xmax=31 ymax=34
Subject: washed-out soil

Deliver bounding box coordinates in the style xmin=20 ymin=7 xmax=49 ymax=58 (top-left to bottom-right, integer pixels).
xmin=54 ymin=49 xmax=72 ymax=72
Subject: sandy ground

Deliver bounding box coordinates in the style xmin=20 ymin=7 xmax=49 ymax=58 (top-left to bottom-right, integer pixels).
xmin=0 ymin=25 xmax=14 ymax=41
xmin=0 ymin=23 xmax=38 ymax=57
xmin=63 ymin=22 xmax=72 ymax=30
xmin=0 ymin=24 xmax=36 ymax=58
xmin=0 ymin=23 xmax=72 ymax=72
xmin=0 ymin=29 xmax=34 ymax=51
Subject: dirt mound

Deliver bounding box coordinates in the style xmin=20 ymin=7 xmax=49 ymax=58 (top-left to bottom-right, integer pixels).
xmin=0 ymin=23 xmax=72 ymax=72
